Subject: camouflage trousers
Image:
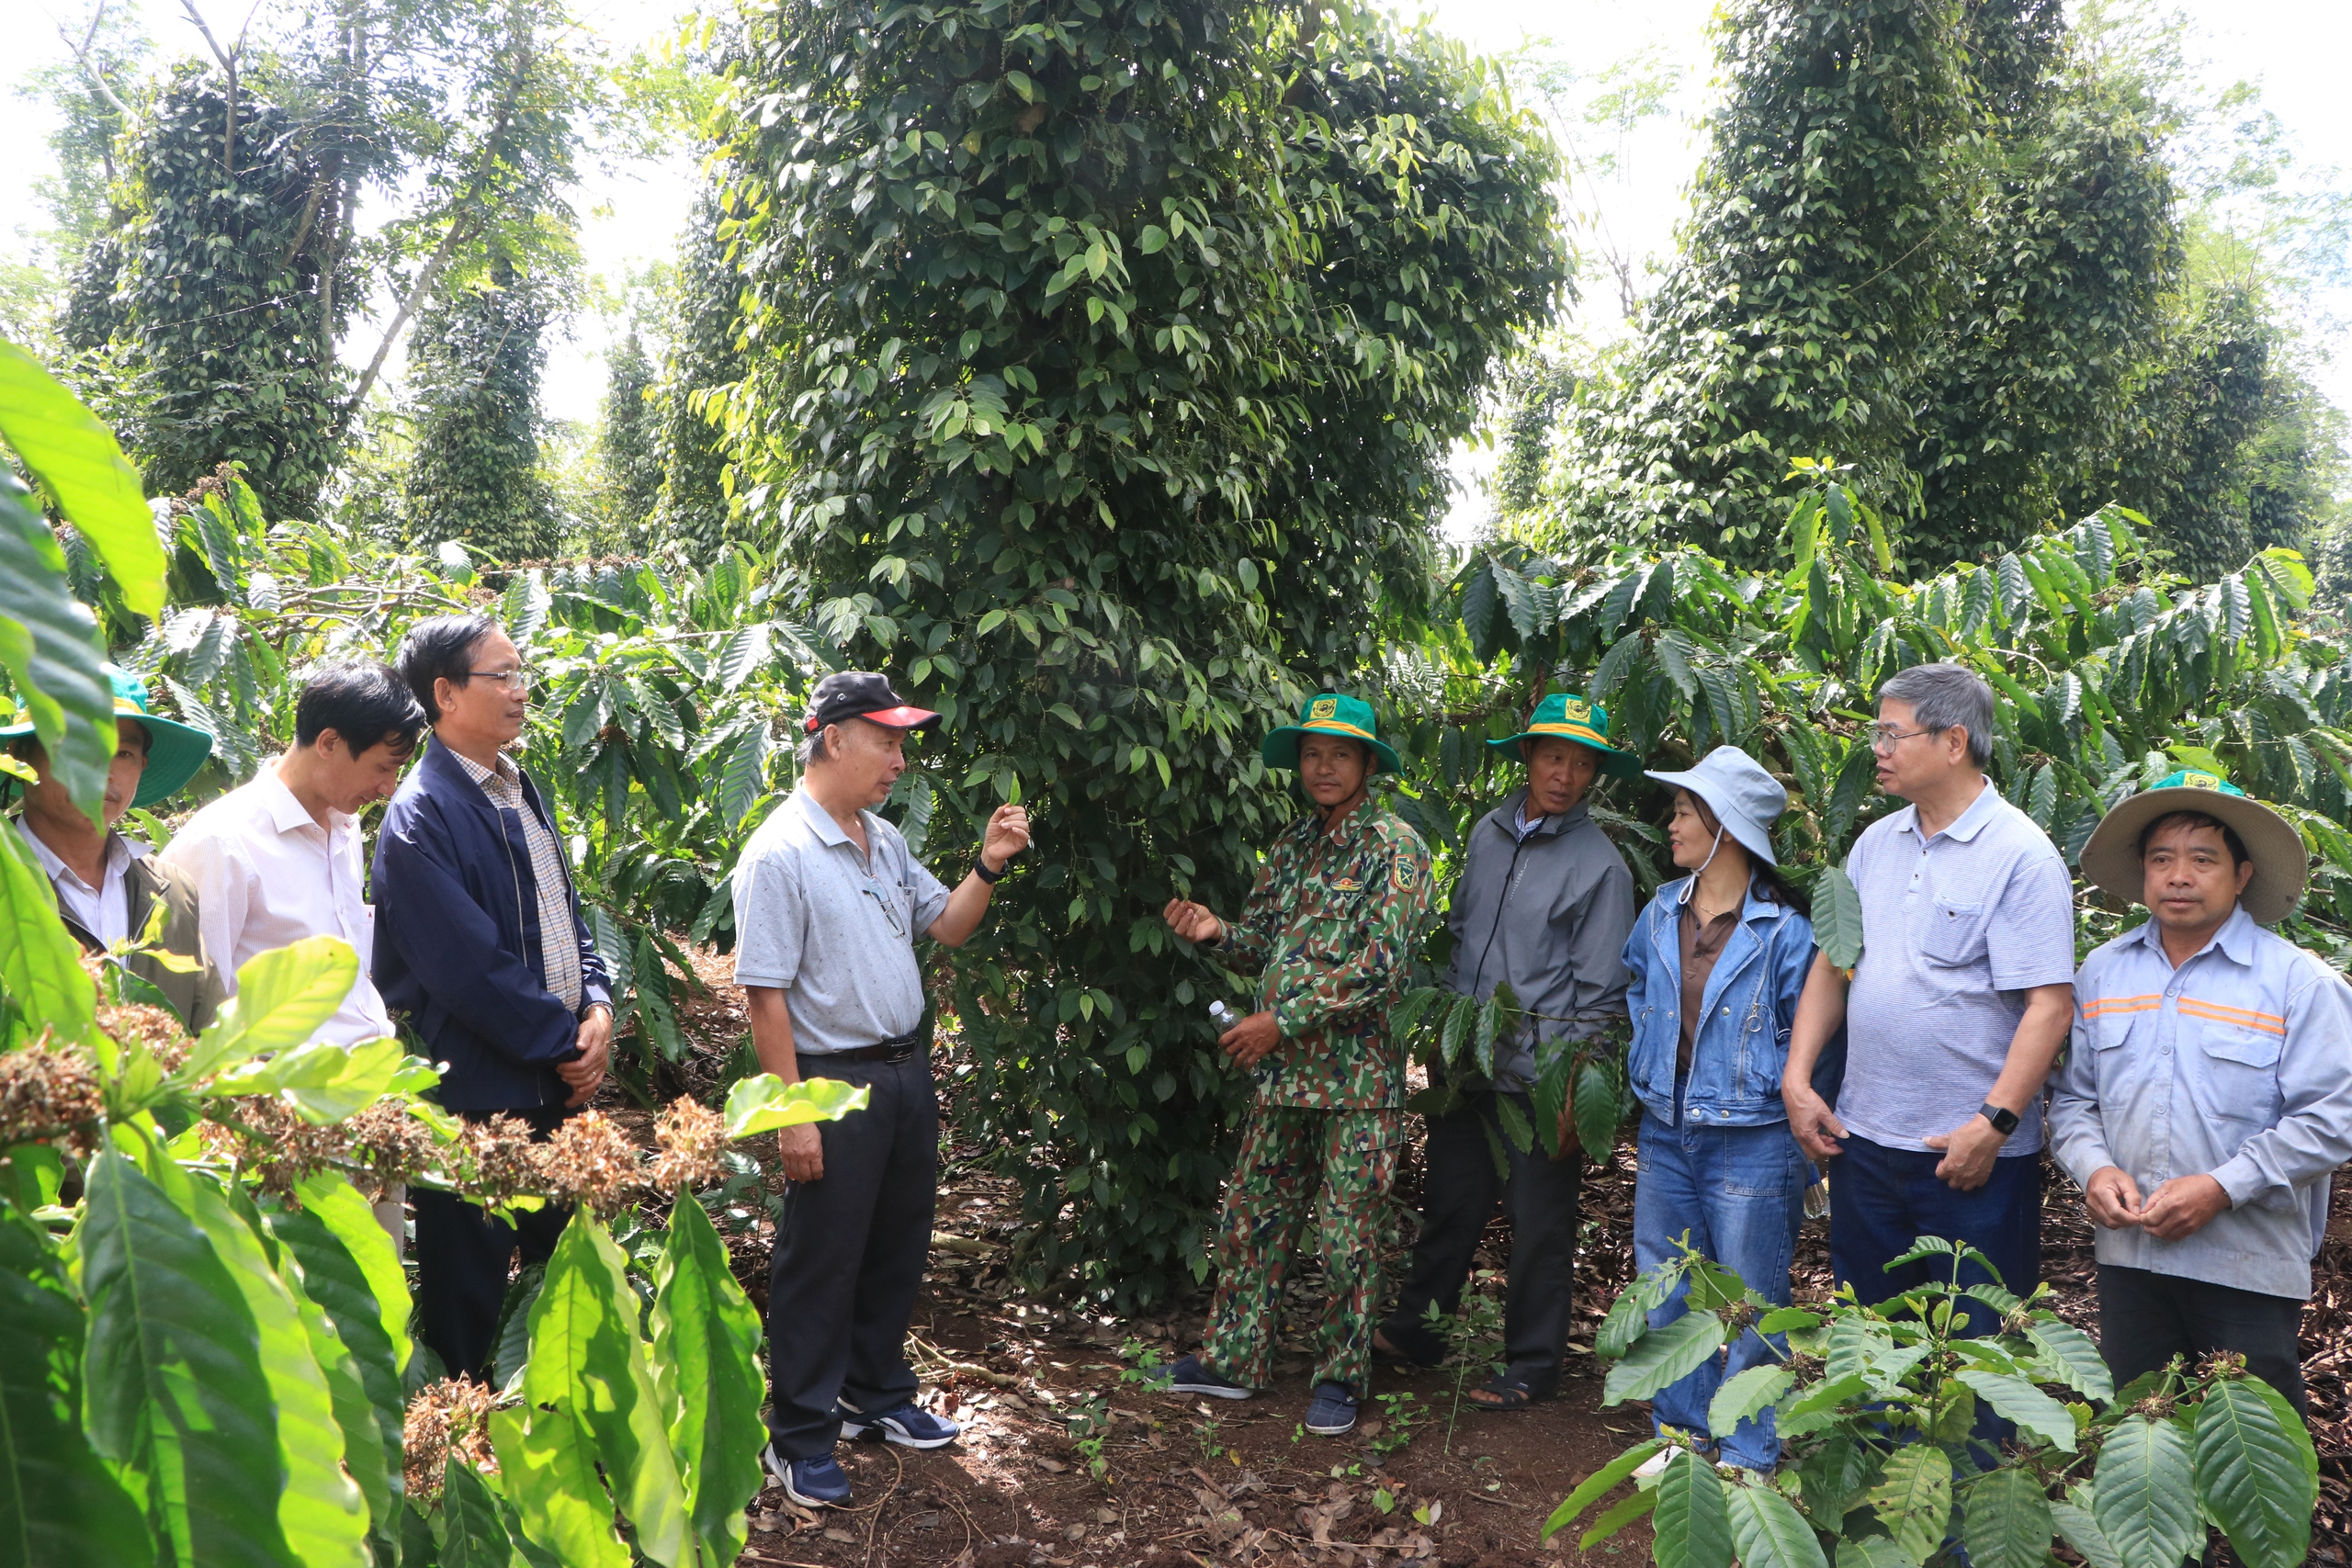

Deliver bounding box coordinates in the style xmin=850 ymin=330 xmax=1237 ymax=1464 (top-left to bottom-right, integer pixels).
xmin=1201 ymin=1104 xmax=1401 ymax=1395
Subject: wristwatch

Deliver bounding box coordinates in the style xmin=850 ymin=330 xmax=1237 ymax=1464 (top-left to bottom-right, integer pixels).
xmin=1978 ymin=1101 xmax=2019 ymax=1137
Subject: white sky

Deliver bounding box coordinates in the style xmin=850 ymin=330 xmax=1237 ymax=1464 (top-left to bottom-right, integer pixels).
xmin=6 ymin=0 xmax=2347 ymax=536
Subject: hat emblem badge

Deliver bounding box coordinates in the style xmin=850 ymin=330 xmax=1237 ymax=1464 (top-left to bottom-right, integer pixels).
xmin=2184 ymin=771 xmax=2220 ymax=789
xmin=1310 ymin=697 xmax=1339 ymax=720
xmin=1562 ymin=698 xmax=1591 ymax=722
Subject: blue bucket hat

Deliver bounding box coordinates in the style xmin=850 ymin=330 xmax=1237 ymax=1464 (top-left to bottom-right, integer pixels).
xmin=0 ymin=664 xmax=216 ymax=807
xmin=1642 ymin=745 xmax=1788 ymax=865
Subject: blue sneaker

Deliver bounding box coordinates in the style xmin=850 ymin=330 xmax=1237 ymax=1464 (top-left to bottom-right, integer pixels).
xmin=1160 ymin=1353 xmax=1256 ymax=1400
xmin=1304 ymin=1381 xmax=1358 ymax=1437
xmin=762 ymin=1444 xmax=851 ymax=1508
xmin=837 ymin=1397 xmax=961 ymax=1450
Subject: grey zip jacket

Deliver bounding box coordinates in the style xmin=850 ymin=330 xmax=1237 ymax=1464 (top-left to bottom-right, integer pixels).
xmin=1442 ymin=788 xmax=1638 ymax=1087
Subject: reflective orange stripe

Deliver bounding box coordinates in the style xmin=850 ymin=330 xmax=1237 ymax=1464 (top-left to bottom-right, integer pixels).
xmin=2081 ymin=995 xmax=2161 ymax=1018
xmin=2177 ymin=998 xmax=2286 ymax=1034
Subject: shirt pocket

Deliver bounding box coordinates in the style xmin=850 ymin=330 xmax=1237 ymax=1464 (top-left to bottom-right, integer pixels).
xmin=1919 ymin=900 xmax=1988 ymax=968
xmin=2199 ymin=1018 xmax=2283 ymax=1124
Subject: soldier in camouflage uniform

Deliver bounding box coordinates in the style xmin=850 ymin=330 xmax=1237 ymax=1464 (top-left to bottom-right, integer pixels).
xmin=1159 ymin=693 xmax=1434 ymax=1437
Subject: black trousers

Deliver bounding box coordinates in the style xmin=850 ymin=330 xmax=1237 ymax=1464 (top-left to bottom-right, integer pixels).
xmin=765 ymin=1053 xmax=939 ymax=1459
xmin=1379 ymin=1089 xmax=1582 ymax=1396
xmin=413 ymin=1102 xmax=574 ymax=1382
xmin=2098 ymin=1264 xmax=2307 ymax=1417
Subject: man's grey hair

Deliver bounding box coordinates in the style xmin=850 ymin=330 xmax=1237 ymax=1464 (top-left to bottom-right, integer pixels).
xmin=1878 ymin=662 xmax=1995 ymax=768
xmin=794 ymin=726 xmax=836 ymax=768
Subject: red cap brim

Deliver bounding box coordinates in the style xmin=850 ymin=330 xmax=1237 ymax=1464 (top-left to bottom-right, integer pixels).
xmin=861 ymin=705 xmax=941 ymax=730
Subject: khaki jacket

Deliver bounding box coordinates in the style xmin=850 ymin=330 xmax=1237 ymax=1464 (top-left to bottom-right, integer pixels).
xmin=55 ymin=852 xmax=224 ymax=1032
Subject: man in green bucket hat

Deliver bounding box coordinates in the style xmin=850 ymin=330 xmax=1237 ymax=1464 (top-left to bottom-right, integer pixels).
xmin=4 ymin=664 xmax=220 ymax=1024
xmin=2050 ymin=768 xmax=2352 ymax=1416
xmin=1159 ymin=692 xmax=1433 ymax=1437
xmin=1374 ymin=690 xmax=1641 ymax=1410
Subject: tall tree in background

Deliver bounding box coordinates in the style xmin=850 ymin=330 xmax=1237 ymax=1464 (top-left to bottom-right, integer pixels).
xmin=1905 ymin=0 xmax=2178 ymax=563
xmin=402 ymin=260 xmax=560 ymax=559
xmin=41 ymin=0 xmax=590 ymax=513
xmin=721 ymin=0 xmax=1566 ymax=1302
xmin=1541 ymin=0 xmax=1973 ymax=561
xmin=650 ymin=183 xmax=749 ymax=550
xmin=599 ymin=329 xmax=664 ymax=531
xmin=62 ymin=65 xmax=356 ymax=517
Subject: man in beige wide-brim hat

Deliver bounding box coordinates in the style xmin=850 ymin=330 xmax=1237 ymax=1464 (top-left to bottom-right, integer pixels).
xmin=2051 ymin=768 xmax=2352 ymax=1416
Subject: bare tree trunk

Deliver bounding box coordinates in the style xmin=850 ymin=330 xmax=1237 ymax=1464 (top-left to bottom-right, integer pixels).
xmin=339 ymin=216 xmax=476 ymax=429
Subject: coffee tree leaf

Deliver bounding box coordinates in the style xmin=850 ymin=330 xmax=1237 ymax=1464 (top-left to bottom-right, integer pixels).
xmin=1580 ymin=1486 xmax=1658 ymax=1550
xmin=1955 ymin=1367 xmax=2077 ymax=1451
xmin=1868 ymin=1443 xmax=1952 ymax=1565
xmin=1814 ymin=864 xmax=1864 ymax=969
xmin=1653 ymin=1449 xmax=1734 ymax=1568
xmin=1835 ymin=1538 xmax=1915 ymax=1568
xmin=1573 ymin=1056 xmax=1622 ymax=1163
xmin=1962 ymin=1467 xmax=2052 ymax=1568
xmin=183 ymin=1172 xmax=369 ymax=1568
xmin=523 ymin=1213 xmax=691 ymax=1565
xmin=1603 ymin=1310 xmax=1725 ymax=1406
xmin=1544 ymin=1439 xmax=1661 ymax=1540
xmin=723 ymin=1073 xmax=871 ymax=1137
xmin=491 ymin=1404 xmax=631 ymax=1568
xmin=2052 ymin=1489 xmax=2124 ymax=1568
xmin=2190 ymin=1377 xmax=2316 ymax=1568
xmin=2026 ymin=1317 xmax=2113 ymax=1401
xmin=179 ymin=935 xmax=362 ymax=1080
xmin=0 ymin=482 xmax=113 ymax=830
xmin=1725 ymin=1480 xmax=1828 ymax=1568
xmin=2092 ymin=1415 xmax=2199 ymax=1568
xmin=0 ymin=1205 xmax=154 ymax=1568
xmin=0 ymin=342 xmax=168 ymax=617
xmin=653 ymin=1192 xmax=767 ymax=1568
xmin=0 ymin=824 xmax=95 ymax=1046
xmin=289 ymin=1172 xmax=413 ymax=1376
xmin=442 ymin=1453 xmax=519 ymax=1568
xmin=1709 ymin=1363 xmax=1795 ymax=1439
xmin=81 ymin=1150 xmax=290 ymax=1566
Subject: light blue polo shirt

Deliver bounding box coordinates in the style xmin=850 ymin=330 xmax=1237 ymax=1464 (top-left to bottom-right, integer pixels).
xmin=728 ymin=786 xmax=952 ymax=1054
xmin=1838 ymin=777 xmax=2077 ymax=1155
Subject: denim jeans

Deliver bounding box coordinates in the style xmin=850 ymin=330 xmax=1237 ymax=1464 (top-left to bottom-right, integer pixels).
xmin=1633 ymin=1110 xmax=1810 ymax=1469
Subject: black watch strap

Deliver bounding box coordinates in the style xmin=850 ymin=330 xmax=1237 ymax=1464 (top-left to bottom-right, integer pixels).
xmin=974 ymin=856 xmax=1005 ymax=885
xmin=1978 ymin=1101 xmax=2019 ymax=1136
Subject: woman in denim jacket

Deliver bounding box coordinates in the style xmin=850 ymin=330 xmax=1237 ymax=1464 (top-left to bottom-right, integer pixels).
xmin=1623 ymin=745 xmax=1816 ymax=1473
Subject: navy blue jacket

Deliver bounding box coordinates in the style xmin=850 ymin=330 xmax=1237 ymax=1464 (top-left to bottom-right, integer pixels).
xmin=371 ymin=739 xmax=611 ymax=1111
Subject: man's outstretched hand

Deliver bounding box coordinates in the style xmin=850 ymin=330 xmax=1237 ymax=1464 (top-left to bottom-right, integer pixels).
xmin=981 ymin=804 xmax=1032 ymax=871
xmin=1163 ymin=897 xmax=1225 ymax=945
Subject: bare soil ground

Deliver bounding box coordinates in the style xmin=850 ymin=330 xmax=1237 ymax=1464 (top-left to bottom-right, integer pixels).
xmin=639 ymin=959 xmax=2351 ymax=1568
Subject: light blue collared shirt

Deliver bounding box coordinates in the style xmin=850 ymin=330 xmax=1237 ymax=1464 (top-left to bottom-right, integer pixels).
xmin=2050 ymin=905 xmax=2352 ymax=1300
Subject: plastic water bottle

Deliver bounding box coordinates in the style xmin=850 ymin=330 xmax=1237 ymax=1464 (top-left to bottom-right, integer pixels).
xmin=1207 ymin=999 xmax=1238 ymax=1033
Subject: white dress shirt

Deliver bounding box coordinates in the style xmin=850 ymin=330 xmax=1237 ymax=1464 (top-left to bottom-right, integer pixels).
xmin=158 ymin=761 xmax=395 ymax=1045
xmin=17 ymin=818 xmax=144 ymax=945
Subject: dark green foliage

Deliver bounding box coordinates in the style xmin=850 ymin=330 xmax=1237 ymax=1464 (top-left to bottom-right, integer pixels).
xmin=721 ymin=0 xmax=1566 ymax=1302
xmin=1907 ymin=0 xmax=2180 ymax=564
xmin=63 ymin=67 xmax=354 ymax=520
xmin=650 ymin=184 xmax=748 ymax=553
xmin=599 ymin=332 xmax=664 ymax=534
xmin=1550 ymin=0 xmax=1973 ymax=558
xmin=404 ymin=261 xmax=561 ymax=562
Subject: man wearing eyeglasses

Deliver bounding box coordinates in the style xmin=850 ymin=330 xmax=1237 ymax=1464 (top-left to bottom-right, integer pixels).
xmin=730 ymin=671 xmax=1030 ymax=1510
xmin=374 ymin=614 xmax=616 ymax=1381
xmin=1781 ymin=661 xmax=2075 ymax=1326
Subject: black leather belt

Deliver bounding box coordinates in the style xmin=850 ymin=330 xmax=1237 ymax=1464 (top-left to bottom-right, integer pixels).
xmin=798 ymin=1030 xmax=922 ymax=1066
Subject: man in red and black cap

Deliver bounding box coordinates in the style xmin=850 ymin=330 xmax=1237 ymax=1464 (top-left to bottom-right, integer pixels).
xmin=730 ymin=671 xmax=1031 ymax=1507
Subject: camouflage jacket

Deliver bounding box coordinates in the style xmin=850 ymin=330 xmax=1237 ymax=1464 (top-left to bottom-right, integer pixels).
xmin=1218 ymin=795 xmax=1434 ymax=1110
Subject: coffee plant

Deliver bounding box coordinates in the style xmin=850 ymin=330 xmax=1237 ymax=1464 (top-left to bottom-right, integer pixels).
xmin=1550 ymin=1237 xmax=2321 ymax=1568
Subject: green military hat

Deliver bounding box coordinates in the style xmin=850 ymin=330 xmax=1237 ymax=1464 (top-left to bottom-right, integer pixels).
xmin=0 ymin=664 xmax=215 ymax=807
xmin=1488 ymin=691 xmax=1642 ymax=778
xmin=2080 ymin=768 xmax=2307 ymax=925
xmin=1262 ymin=692 xmax=1403 ymax=775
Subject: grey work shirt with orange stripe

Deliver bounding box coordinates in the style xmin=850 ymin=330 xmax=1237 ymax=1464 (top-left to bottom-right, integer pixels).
xmin=2050 ymin=905 xmax=2352 ymax=1300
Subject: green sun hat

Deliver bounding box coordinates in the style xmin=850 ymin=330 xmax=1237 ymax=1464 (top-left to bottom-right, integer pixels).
xmin=1261 ymin=693 xmax=1403 ymax=775
xmin=0 ymin=664 xmax=216 ymax=808
xmin=1487 ymin=691 xmax=1643 ymax=778
xmin=2079 ymin=767 xmax=2307 ymax=925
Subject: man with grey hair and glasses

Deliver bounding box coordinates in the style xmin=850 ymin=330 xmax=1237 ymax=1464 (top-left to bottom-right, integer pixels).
xmin=1781 ymin=662 xmax=2076 ymax=1323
